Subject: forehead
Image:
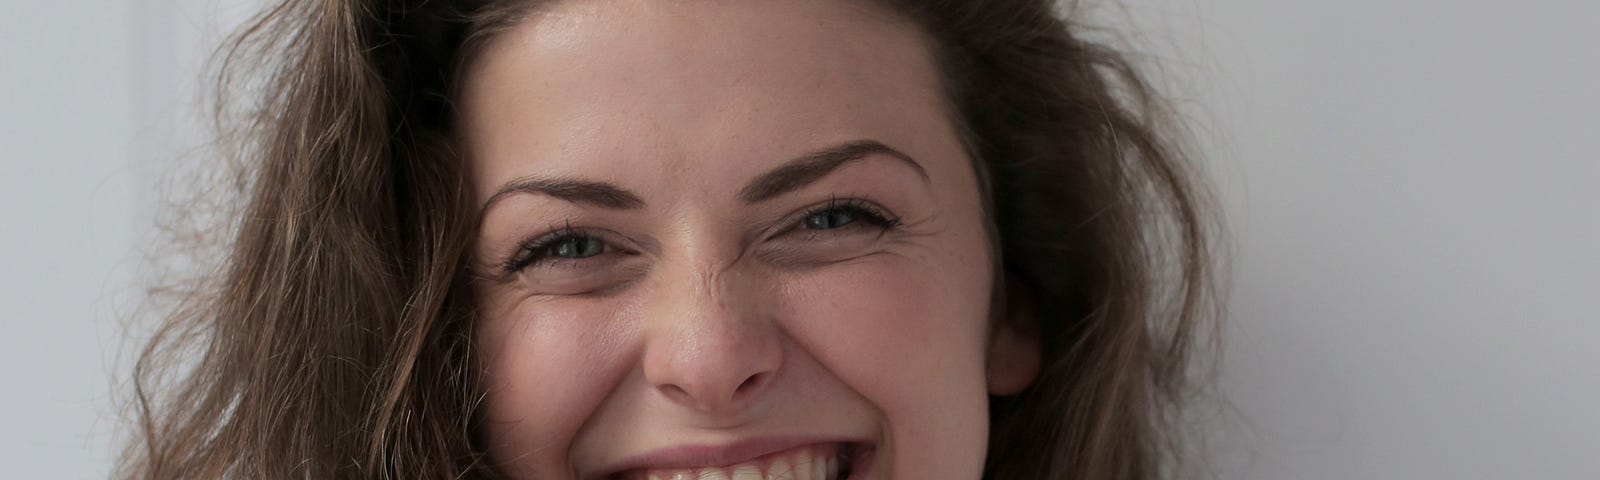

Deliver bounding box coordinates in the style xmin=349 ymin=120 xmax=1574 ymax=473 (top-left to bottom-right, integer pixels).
xmin=456 ymin=0 xmax=959 ymax=199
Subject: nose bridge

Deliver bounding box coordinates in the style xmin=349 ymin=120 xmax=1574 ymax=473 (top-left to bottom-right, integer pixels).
xmin=694 ymin=256 xmax=735 ymax=313
xmin=643 ymin=254 xmax=781 ymax=414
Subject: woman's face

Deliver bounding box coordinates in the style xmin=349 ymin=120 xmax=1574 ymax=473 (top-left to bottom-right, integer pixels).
xmin=460 ymin=1 xmax=1035 ymax=478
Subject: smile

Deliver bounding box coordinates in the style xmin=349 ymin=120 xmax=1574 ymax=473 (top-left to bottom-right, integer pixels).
xmin=608 ymin=442 xmax=873 ymax=480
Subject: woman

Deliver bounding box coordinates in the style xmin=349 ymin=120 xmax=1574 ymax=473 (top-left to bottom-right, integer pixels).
xmin=125 ymin=0 xmax=1217 ymax=478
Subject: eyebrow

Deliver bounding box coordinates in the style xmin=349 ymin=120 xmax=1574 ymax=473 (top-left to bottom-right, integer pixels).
xmin=738 ymin=140 xmax=929 ymax=203
xmin=479 ymin=139 xmax=928 ymax=216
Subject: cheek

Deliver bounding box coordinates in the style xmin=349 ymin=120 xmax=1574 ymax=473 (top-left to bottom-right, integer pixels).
xmin=782 ymin=258 xmax=986 ymax=379
xmin=776 ymin=247 xmax=994 ymax=475
xmin=475 ymin=295 xmax=638 ymax=476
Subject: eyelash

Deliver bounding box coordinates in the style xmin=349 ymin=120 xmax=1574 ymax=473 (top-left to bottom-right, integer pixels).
xmin=502 ymin=222 xmax=612 ymax=273
xmin=785 ymin=196 xmax=902 ymax=236
xmin=500 ymin=197 xmax=902 ymax=274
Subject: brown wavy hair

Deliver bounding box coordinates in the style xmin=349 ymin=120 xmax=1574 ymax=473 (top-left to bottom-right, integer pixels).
xmin=121 ymin=0 xmax=1219 ymax=478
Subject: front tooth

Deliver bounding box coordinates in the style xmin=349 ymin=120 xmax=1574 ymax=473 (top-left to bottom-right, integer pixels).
xmin=698 ymin=468 xmax=731 ymax=480
xmin=647 ymin=473 xmax=664 ymax=480
xmin=731 ymin=464 xmax=761 ymax=480
xmin=769 ymin=458 xmax=794 ymax=480
xmin=811 ymin=456 xmax=825 ymax=480
xmin=789 ymin=451 xmax=810 ymax=480
xmin=826 ymin=455 xmax=838 ymax=480
xmin=670 ymin=472 xmax=693 ymax=480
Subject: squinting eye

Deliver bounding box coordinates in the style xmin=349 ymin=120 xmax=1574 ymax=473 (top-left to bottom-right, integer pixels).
xmin=785 ymin=198 xmax=901 ymax=237
xmin=548 ymin=236 xmax=606 ymax=259
xmin=803 ymin=208 xmax=859 ymax=230
xmin=759 ymin=198 xmax=904 ymax=267
xmin=505 ymin=228 xmax=618 ymax=274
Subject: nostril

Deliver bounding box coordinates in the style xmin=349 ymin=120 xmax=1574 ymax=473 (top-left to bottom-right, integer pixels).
xmin=735 ymin=371 xmax=770 ymax=396
xmin=653 ymin=371 xmax=774 ymax=411
xmin=657 ymin=383 xmax=692 ymax=404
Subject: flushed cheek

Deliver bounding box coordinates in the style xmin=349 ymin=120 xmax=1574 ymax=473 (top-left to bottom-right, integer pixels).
xmin=776 ymin=256 xmax=993 ymax=478
xmin=476 ymin=297 xmax=638 ymax=477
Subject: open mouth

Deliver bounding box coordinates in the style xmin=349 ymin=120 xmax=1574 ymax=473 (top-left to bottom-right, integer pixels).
xmin=610 ymin=442 xmax=873 ymax=480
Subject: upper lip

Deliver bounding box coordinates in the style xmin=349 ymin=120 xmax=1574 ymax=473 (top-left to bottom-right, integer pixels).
xmin=589 ymin=436 xmax=861 ymax=478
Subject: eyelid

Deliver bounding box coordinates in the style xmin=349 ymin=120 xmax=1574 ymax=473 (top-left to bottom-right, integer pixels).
xmin=760 ymin=196 xmax=901 ymax=240
xmin=503 ymin=226 xmax=635 ymax=274
xmin=497 ymin=198 xmax=898 ymax=274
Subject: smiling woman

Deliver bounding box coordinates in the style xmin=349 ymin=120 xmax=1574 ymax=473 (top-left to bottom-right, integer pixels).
xmin=461 ymin=6 xmax=1014 ymax=477
xmin=122 ymin=0 xmax=1218 ymax=479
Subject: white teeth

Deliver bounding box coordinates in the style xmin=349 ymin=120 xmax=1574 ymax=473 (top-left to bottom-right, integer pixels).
xmin=769 ymin=458 xmax=794 ymax=480
xmin=732 ymin=464 xmax=762 ymax=480
xmin=630 ymin=444 xmax=848 ymax=480
xmin=698 ymin=468 xmax=731 ymax=480
xmin=792 ymin=452 xmax=814 ymax=480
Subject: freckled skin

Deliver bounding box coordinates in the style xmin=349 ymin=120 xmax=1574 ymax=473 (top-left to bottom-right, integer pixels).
xmin=459 ymin=1 xmax=1035 ymax=478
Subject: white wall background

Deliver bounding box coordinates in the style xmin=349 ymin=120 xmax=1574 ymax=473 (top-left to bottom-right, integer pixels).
xmin=2 ymin=0 xmax=255 ymax=477
xmin=1 ymin=1 xmax=1595 ymax=478
xmin=1129 ymin=2 xmax=1600 ymax=478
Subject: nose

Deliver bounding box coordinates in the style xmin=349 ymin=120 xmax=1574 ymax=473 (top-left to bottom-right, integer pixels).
xmin=642 ymin=264 xmax=781 ymax=415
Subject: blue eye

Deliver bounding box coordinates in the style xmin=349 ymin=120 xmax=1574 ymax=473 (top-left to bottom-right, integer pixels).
xmin=506 ymin=227 xmax=614 ymax=273
xmin=547 ymin=235 xmax=607 ymax=259
xmin=793 ymin=198 xmax=901 ymax=234
xmin=803 ymin=208 xmax=860 ymax=230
